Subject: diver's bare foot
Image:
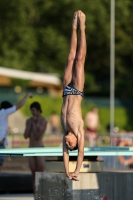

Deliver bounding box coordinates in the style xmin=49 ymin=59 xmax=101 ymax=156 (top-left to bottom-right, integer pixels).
xmin=72 ymin=12 xmax=78 ymax=30
xmin=77 ymin=10 xmax=86 ymax=29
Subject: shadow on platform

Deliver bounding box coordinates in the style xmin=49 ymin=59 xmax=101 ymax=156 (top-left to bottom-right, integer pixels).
xmin=0 ymin=157 xmax=32 ymax=194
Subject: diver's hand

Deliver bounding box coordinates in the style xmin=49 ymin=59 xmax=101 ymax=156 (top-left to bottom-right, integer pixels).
xmin=66 ymin=172 xmax=79 ymax=181
xmin=66 ymin=172 xmax=73 ymax=180
xmin=71 ymin=172 xmax=79 ymax=181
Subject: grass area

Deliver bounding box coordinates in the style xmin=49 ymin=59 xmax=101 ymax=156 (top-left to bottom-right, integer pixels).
xmin=20 ymin=95 xmax=133 ymax=133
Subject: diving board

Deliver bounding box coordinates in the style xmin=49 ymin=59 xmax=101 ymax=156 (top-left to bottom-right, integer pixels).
xmin=0 ymin=147 xmax=133 ymax=156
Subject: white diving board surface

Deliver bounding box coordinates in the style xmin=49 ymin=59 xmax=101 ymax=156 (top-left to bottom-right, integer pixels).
xmin=1 ymin=147 xmax=133 ymax=156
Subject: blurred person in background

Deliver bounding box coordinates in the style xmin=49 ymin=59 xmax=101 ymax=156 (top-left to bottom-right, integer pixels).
xmin=24 ymin=101 xmax=47 ymax=197
xmin=85 ymin=107 xmax=100 ymax=146
xmin=0 ymin=92 xmax=32 ymax=171
xmin=117 ymin=137 xmax=133 ymax=169
xmin=106 ymin=124 xmax=122 ymax=146
xmin=49 ymin=111 xmax=60 ymax=134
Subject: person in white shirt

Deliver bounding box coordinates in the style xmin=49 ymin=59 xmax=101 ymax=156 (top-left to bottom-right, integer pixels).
xmin=0 ymin=92 xmax=32 ymax=171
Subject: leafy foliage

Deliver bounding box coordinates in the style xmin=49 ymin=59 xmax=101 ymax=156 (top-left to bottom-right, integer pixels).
xmin=0 ymin=0 xmax=133 ymax=97
xmin=20 ymin=95 xmax=133 ymax=133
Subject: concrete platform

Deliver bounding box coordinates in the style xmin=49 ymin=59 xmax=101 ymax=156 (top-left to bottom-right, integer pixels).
xmin=35 ymin=171 xmax=133 ymax=200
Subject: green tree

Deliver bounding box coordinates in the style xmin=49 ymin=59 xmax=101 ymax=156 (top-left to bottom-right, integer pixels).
xmin=0 ymin=0 xmax=132 ymax=98
xmin=0 ymin=0 xmax=37 ymax=70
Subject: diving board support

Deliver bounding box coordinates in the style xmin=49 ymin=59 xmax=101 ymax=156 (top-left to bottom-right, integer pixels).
xmin=45 ymin=160 xmax=104 ymax=173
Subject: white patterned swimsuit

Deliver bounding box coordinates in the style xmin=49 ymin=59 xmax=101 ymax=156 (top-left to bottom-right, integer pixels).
xmin=62 ymin=83 xmax=84 ymax=98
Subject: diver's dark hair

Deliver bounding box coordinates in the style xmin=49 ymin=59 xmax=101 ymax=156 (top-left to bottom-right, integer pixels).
xmin=30 ymin=102 xmax=42 ymax=113
xmin=69 ymin=144 xmax=78 ymax=151
xmin=0 ymin=101 xmax=13 ymax=109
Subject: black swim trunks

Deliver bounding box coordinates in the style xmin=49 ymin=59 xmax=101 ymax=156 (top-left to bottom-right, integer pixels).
xmin=62 ymin=83 xmax=84 ymax=97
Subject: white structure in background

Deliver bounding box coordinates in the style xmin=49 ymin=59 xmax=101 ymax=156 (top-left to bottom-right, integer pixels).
xmin=0 ymin=66 xmax=62 ymax=135
xmin=0 ymin=66 xmax=62 ymax=96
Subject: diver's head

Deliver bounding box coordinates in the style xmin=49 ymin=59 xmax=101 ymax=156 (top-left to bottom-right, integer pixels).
xmin=65 ymin=132 xmax=78 ymax=151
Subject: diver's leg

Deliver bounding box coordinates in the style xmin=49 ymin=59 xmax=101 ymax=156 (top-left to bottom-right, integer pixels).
xmin=72 ymin=10 xmax=86 ymax=91
xmin=63 ymin=11 xmax=78 ymax=89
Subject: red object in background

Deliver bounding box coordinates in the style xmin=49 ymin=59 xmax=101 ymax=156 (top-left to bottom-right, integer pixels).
xmin=103 ymin=197 xmax=108 ymax=200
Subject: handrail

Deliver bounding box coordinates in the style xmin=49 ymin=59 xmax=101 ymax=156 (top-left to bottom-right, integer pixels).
xmin=0 ymin=147 xmax=133 ymax=157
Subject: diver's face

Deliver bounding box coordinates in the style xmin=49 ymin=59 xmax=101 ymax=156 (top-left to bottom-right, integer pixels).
xmin=65 ymin=133 xmax=77 ymax=150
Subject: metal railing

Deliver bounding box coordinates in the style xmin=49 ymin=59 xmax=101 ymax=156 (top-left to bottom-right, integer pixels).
xmin=5 ymin=133 xmax=133 ymax=170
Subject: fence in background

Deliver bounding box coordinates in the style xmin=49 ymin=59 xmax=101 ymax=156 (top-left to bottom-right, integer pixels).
xmin=6 ymin=133 xmax=133 ymax=170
